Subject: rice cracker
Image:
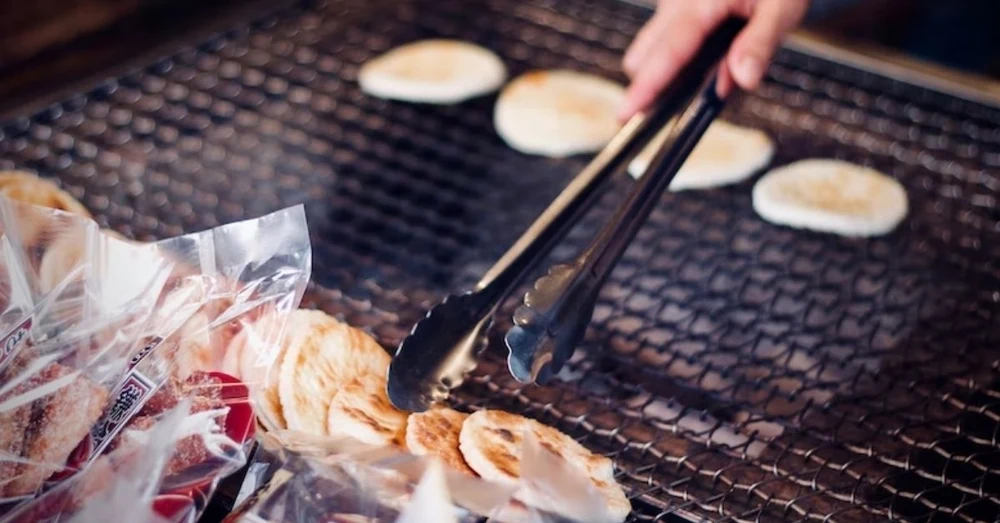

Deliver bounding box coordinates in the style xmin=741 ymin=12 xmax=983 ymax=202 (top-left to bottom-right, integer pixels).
xmin=627 ymin=120 xmax=774 ymax=190
xmin=326 ymin=377 xmax=407 ymax=446
xmin=359 ymin=39 xmax=506 ymax=104
xmin=0 ymin=171 xmax=91 ymax=218
xmin=494 ymin=70 xmax=624 ymax=157
xmin=235 ymin=311 xmax=310 ymax=432
xmin=459 ymin=410 xmax=630 ymax=521
xmin=278 ymin=310 xmax=390 ymax=435
xmin=404 ymin=408 xmax=475 ymax=476
xmin=752 ymin=159 xmax=908 ymax=237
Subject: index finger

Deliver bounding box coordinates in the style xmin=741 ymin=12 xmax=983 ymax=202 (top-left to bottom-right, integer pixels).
xmin=619 ymin=2 xmax=731 ymax=120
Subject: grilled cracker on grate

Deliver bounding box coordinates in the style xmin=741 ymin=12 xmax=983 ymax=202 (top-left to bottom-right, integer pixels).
xmin=628 ymin=120 xmax=775 ymax=189
xmin=359 ymin=40 xmax=506 ymax=104
xmin=753 ymin=159 xmax=908 ymax=237
xmin=459 ymin=410 xmax=630 ymax=522
xmin=277 ymin=310 xmax=355 ymax=435
xmin=0 ymin=171 xmax=91 ymax=219
xmin=404 ymin=408 xmax=476 ymax=476
xmin=494 ymin=70 xmax=625 ymax=158
xmin=278 ymin=310 xmax=391 ymax=436
xmin=326 ymin=376 xmax=407 ymax=446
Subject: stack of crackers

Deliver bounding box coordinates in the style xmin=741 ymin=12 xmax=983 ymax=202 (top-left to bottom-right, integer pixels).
xmin=247 ymin=308 xmax=631 ymax=522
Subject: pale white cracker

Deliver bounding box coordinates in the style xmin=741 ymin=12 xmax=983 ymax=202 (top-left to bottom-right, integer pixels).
xmin=628 ymin=120 xmax=775 ymax=190
xmin=359 ymin=39 xmax=506 ymax=104
xmin=494 ymin=70 xmax=625 ymax=158
xmin=752 ymin=159 xmax=908 ymax=237
xmin=278 ymin=310 xmax=388 ymax=435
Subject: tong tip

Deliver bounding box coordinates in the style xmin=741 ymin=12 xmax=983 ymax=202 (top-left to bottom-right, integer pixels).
xmin=505 ymin=262 xmax=586 ymax=384
xmin=387 ymin=292 xmax=490 ymax=411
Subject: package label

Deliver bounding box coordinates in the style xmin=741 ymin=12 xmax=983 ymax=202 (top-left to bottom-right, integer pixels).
xmin=0 ymin=315 xmax=32 ymax=373
xmin=89 ymin=370 xmax=159 ymax=461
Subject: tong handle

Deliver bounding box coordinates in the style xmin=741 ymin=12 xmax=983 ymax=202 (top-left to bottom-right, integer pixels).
xmin=592 ymin=82 xmax=724 ymax=276
xmin=505 ymin=18 xmax=744 ymax=382
xmin=472 ymin=100 xmax=664 ymax=308
xmin=474 ymin=16 xmax=746 ymax=313
xmin=591 ymin=17 xmax=747 ymax=276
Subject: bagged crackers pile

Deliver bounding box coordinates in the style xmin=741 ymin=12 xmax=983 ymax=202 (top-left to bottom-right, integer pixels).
xmin=226 ymin=430 xmax=616 ymax=523
xmin=0 ymin=193 xmax=311 ymax=522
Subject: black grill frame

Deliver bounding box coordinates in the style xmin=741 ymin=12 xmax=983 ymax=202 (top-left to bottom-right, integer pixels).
xmin=3 ymin=0 xmax=1000 ymax=521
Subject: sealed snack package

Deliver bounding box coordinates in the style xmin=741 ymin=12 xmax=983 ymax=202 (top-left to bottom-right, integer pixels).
xmin=85 ymin=205 xmax=309 ymax=459
xmin=5 ymin=400 xmax=214 ymax=523
xmin=0 ymin=199 xmax=311 ymax=521
xmin=76 ymin=205 xmax=310 ymax=519
xmin=227 ymin=430 xmax=612 ymax=523
xmin=0 ymin=197 xmax=175 ymax=509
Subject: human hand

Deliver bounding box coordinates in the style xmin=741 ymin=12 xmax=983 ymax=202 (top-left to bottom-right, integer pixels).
xmin=619 ymin=0 xmax=809 ymax=120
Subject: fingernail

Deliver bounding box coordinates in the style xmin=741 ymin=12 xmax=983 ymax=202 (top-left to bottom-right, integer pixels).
xmin=734 ymin=55 xmax=763 ymax=87
xmin=622 ymin=52 xmax=638 ymax=75
xmin=715 ymin=74 xmax=732 ymax=98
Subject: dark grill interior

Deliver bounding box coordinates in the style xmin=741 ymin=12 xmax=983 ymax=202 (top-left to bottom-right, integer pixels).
xmin=2 ymin=0 xmax=1000 ymax=521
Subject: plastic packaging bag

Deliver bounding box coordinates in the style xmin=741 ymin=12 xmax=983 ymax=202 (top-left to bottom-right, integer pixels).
xmin=74 ymin=205 xmax=311 ymax=519
xmin=0 ymin=197 xmax=175 ymax=509
xmin=84 ymin=205 xmax=309 ymax=458
xmin=0 ymin=200 xmax=311 ymax=521
xmin=4 ymin=400 xmax=214 ymax=523
xmin=506 ymin=431 xmax=618 ymax=523
xmin=225 ymin=433 xmax=489 ymax=523
xmin=226 ymin=429 xmax=612 ymax=523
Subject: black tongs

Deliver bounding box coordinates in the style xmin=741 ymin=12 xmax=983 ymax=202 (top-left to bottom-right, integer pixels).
xmin=387 ymin=18 xmax=746 ymax=412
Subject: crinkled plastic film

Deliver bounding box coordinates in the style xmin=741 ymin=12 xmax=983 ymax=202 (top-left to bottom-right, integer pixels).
xmin=180 ymin=205 xmax=312 ymax=433
xmin=0 ymin=201 xmax=310 ymax=521
xmin=5 ymin=401 xmax=207 ymax=523
xmin=227 ymin=434 xmax=478 ymax=523
xmin=86 ymin=204 xmax=311 ymax=520
xmin=227 ymin=430 xmax=614 ymax=523
xmin=0 ymin=196 xmax=175 ymax=511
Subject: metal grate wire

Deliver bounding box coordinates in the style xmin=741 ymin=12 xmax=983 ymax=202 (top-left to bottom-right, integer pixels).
xmin=3 ymin=0 xmax=1000 ymax=520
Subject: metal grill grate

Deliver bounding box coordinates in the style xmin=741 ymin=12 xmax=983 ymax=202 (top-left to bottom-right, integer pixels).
xmin=3 ymin=0 xmax=1000 ymax=520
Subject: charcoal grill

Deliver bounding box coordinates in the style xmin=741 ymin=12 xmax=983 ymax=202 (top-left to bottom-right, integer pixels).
xmin=3 ymin=0 xmax=1000 ymax=521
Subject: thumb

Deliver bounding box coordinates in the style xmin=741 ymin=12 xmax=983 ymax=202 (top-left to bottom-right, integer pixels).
xmin=727 ymin=0 xmax=807 ymax=90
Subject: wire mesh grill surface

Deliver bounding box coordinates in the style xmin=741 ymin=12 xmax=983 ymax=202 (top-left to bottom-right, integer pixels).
xmin=3 ymin=0 xmax=1000 ymax=521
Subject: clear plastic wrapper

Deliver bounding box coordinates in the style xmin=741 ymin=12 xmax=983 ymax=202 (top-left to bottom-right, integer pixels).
xmin=225 ymin=433 xmax=491 ymax=523
xmin=227 ymin=430 xmax=617 ymax=523
xmin=85 ymin=205 xmax=310 ymax=463
xmin=4 ymin=400 xmax=211 ymax=523
xmin=80 ymin=205 xmax=310 ymax=519
xmin=0 ymin=197 xmax=175 ymax=509
xmin=0 ymin=200 xmax=311 ymax=520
